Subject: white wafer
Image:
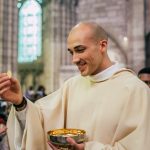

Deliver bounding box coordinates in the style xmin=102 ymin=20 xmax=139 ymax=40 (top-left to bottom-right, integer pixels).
xmin=7 ymin=70 xmax=12 ymax=78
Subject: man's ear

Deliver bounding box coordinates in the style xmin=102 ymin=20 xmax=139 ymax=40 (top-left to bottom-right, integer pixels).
xmin=99 ymin=40 xmax=107 ymax=53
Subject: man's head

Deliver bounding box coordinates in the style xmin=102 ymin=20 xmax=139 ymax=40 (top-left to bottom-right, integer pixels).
xmin=138 ymin=67 xmax=150 ymax=88
xmin=67 ymin=22 xmax=112 ymax=76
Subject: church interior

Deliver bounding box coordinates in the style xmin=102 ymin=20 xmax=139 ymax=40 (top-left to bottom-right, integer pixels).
xmin=0 ymin=0 xmax=150 ymax=95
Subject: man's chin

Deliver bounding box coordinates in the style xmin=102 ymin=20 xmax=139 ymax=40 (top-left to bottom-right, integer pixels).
xmin=80 ymin=71 xmax=89 ymax=76
xmin=78 ymin=67 xmax=90 ymax=76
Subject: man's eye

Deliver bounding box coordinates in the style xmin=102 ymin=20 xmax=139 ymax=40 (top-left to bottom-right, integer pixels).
xmin=76 ymin=47 xmax=85 ymax=52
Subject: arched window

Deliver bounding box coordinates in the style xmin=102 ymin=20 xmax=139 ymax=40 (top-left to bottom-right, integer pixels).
xmin=18 ymin=0 xmax=42 ymax=63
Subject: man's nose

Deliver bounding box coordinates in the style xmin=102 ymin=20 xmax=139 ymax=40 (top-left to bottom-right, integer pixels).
xmin=72 ymin=54 xmax=80 ymax=64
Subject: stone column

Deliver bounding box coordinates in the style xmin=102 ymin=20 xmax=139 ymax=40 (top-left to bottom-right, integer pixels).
xmin=41 ymin=0 xmax=56 ymax=93
xmin=128 ymin=0 xmax=145 ymax=72
xmin=0 ymin=0 xmax=3 ymax=72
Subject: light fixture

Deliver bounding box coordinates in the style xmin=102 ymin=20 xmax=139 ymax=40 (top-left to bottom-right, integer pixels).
xmin=123 ymin=36 xmax=128 ymax=42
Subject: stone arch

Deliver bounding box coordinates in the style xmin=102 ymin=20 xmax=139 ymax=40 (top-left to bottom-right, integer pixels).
xmin=103 ymin=27 xmax=128 ymax=65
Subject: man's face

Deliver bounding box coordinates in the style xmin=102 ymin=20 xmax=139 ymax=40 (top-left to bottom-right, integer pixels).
xmin=139 ymin=73 xmax=150 ymax=88
xmin=67 ymin=26 xmax=106 ymax=76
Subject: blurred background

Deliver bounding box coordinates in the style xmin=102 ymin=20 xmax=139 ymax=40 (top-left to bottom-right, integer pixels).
xmin=0 ymin=0 xmax=150 ymax=95
xmin=0 ymin=1 xmax=150 ymax=148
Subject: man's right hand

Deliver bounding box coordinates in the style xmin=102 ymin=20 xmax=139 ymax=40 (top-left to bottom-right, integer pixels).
xmin=0 ymin=73 xmax=23 ymax=105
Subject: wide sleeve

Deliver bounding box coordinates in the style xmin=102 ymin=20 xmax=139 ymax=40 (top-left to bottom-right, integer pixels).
xmin=6 ymin=82 xmax=69 ymax=150
xmin=85 ymin=86 xmax=150 ymax=150
xmin=7 ymin=100 xmax=46 ymax=150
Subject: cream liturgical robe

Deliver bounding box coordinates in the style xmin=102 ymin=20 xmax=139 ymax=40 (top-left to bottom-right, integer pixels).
xmin=7 ymin=67 xmax=150 ymax=150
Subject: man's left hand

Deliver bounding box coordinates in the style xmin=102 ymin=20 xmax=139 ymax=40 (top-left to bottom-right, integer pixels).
xmin=67 ymin=137 xmax=84 ymax=150
xmin=48 ymin=137 xmax=84 ymax=150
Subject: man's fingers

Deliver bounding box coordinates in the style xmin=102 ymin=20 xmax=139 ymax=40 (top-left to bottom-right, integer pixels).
xmin=10 ymin=77 xmax=17 ymax=83
xmin=47 ymin=141 xmax=58 ymax=150
xmin=0 ymin=87 xmax=10 ymax=95
xmin=67 ymin=137 xmax=78 ymax=149
xmin=67 ymin=137 xmax=84 ymax=150
xmin=67 ymin=137 xmax=76 ymax=145
xmin=0 ymin=79 xmax=11 ymax=90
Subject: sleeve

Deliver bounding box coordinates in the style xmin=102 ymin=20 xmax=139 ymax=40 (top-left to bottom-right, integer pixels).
xmin=6 ymin=104 xmax=27 ymax=149
xmin=7 ymin=100 xmax=46 ymax=150
xmin=6 ymin=83 xmax=68 ymax=150
xmin=15 ymin=105 xmax=27 ymax=131
xmin=85 ymin=86 xmax=150 ymax=150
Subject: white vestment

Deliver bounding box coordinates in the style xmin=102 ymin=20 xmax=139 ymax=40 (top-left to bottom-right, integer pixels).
xmin=7 ymin=65 xmax=150 ymax=150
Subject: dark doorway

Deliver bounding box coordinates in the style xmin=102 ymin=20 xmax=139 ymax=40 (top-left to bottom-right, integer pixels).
xmin=145 ymin=32 xmax=150 ymax=66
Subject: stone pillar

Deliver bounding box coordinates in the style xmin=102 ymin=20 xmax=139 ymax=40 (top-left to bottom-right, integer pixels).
xmin=145 ymin=0 xmax=150 ymax=34
xmin=128 ymin=0 xmax=145 ymax=72
xmin=0 ymin=0 xmax=18 ymax=75
xmin=0 ymin=0 xmax=3 ymax=72
xmin=41 ymin=0 xmax=55 ymax=93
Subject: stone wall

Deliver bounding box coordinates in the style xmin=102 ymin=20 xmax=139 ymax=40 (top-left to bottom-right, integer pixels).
xmin=0 ymin=0 xmax=18 ymax=75
xmin=77 ymin=0 xmax=145 ymax=72
xmin=145 ymin=0 xmax=150 ymax=34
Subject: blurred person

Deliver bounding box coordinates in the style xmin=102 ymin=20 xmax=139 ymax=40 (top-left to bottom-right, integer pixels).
xmin=0 ymin=22 xmax=150 ymax=150
xmin=0 ymin=99 xmax=8 ymax=123
xmin=34 ymin=85 xmax=47 ymax=101
xmin=25 ymin=85 xmax=35 ymax=102
xmin=0 ymin=101 xmax=7 ymax=116
xmin=0 ymin=114 xmax=9 ymax=150
xmin=138 ymin=67 xmax=150 ymax=88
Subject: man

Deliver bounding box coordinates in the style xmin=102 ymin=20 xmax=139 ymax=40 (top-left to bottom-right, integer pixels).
xmin=138 ymin=67 xmax=150 ymax=88
xmin=0 ymin=22 xmax=150 ymax=150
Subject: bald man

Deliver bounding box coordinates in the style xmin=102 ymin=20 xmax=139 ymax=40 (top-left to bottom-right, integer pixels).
xmin=0 ymin=22 xmax=150 ymax=150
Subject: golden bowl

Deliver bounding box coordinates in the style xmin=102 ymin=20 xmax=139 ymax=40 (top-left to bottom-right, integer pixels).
xmin=47 ymin=128 xmax=86 ymax=148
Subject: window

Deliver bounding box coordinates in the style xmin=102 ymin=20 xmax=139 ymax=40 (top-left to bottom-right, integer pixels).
xmin=18 ymin=0 xmax=42 ymax=63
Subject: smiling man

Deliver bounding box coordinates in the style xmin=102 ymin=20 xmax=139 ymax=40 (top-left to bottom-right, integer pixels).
xmin=67 ymin=23 xmax=111 ymax=76
xmin=0 ymin=22 xmax=150 ymax=150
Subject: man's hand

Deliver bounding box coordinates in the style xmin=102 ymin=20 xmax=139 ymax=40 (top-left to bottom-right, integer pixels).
xmin=0 ymin=73 xmax=23 ymax=105
xmin=67 ymin=137 xmax=84 ymax=150
xmin=48 ymin=137 xmax=84 ymax=150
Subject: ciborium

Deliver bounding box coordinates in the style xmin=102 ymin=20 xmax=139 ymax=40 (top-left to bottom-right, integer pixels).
xmin=47 ymin=128 xmax=86 ymax=150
